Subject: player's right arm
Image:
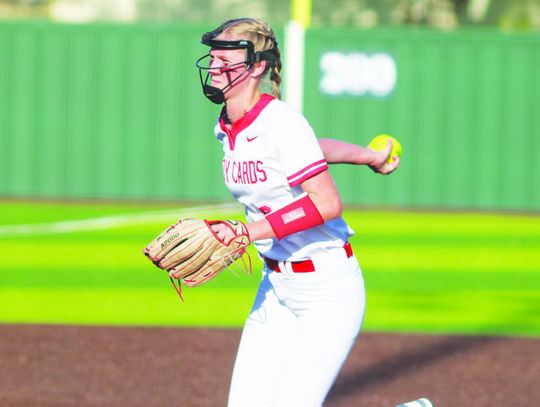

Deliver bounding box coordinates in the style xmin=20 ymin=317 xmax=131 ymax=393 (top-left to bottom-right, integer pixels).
xmin=244 ymin=168 xmax=341 ymax=242
xmin=213 ymin=167 xmax=342 ymax=243
xmin=318 ymin=138 xmax=399 ymax=174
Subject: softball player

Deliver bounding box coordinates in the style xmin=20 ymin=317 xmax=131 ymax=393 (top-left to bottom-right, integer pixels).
xmin=196 ymin=18 xmax=399 ymax=407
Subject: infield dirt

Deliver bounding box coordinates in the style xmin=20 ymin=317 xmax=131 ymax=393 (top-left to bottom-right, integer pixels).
xmin=0 ymin=325 xmax=538 ymax=406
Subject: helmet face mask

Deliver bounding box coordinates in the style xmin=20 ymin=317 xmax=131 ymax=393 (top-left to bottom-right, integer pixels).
xmin=200 ymin=33 xmax=256 ymax=64
xmin=196 ymin=34 xmax=256 ymax=104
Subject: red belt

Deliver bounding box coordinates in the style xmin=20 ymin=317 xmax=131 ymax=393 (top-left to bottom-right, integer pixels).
xmin=264 ymin=242 xmax=353 ymax=273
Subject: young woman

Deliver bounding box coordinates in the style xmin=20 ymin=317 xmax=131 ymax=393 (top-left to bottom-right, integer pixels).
xmin=196 ymin=17 xmax=399 ymax=407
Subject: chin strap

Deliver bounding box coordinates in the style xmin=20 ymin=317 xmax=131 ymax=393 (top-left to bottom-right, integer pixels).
xmin=198 ymin=62 xmax=252 ymax=105
xmin=202 ymin=84 xmax=225 ymax=105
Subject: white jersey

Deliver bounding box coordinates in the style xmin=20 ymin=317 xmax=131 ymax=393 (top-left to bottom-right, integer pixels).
xmin=214 ymin=93 xmax=353 ymax=261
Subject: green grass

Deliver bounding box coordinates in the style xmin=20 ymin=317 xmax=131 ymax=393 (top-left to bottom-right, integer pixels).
xmin=1 ymin=200 xmax=539 ymax=337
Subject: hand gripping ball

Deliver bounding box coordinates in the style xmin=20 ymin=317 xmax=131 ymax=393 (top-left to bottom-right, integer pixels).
xmin=368 ymin=134 xmax=402 ymax=164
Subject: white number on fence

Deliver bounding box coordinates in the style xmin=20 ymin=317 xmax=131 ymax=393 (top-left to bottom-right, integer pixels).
xmin=320 ymin=52 xmax=397 ymax=97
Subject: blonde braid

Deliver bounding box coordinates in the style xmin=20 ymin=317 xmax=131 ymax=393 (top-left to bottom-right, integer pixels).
xmin=269 ymin=48 xmax=282 ymax=100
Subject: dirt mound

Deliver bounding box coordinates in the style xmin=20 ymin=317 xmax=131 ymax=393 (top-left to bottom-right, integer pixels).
xmin=0 ymin=325 xmax=538 ymax=406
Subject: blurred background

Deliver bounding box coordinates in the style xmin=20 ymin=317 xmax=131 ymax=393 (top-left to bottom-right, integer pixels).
xmin=0 ymin=0 xmax=539 ymax=210
xmin=1 ymin=0 xmax=540 ymax=30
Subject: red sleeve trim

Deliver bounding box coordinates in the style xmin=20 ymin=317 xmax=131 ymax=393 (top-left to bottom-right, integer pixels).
xmin=287 ymin=159 xmax=328 ymax=187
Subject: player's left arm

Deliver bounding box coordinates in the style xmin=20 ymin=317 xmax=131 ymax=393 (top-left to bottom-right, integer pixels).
xmin=318 ymin=138 xmax=399 ymax=174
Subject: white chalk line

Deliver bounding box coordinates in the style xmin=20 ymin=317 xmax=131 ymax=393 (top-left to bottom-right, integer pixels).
xmin=0 ymin=202 xmax=241 ymax=237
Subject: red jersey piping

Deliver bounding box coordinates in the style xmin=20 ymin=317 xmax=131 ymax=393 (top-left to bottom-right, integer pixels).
xmin=287 ymin=159 xmax=329 ymax=187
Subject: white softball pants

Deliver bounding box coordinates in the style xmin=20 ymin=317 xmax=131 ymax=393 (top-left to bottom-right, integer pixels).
xmin=228 ymin=248 xmax=366 ymax=407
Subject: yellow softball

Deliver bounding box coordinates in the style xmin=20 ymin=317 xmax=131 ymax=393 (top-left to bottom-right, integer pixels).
xmin=368 ymin=134 xmax=402 ymax=164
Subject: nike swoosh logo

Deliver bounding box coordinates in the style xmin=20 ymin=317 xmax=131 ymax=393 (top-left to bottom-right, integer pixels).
xmin=247 ymin=136 xmax=258 ymax=142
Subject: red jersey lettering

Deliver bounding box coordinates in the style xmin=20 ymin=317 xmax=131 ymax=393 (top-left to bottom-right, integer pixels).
xmin=223 ymin=159 xmax=267 ymax=185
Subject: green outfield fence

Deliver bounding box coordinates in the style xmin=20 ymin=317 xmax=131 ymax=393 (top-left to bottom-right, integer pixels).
xmin=0 ymin=21 xmax=539 ymax=211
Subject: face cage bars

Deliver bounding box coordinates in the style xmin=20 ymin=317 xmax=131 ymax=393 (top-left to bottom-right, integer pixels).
xmin=196 ymin=36 xmax=256 ymax=85
xmin=195 ymin=36 xmax=257 ymax=104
